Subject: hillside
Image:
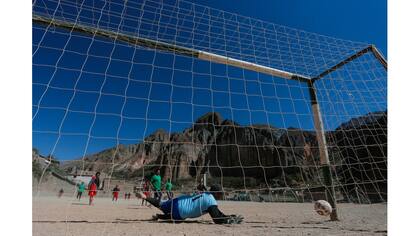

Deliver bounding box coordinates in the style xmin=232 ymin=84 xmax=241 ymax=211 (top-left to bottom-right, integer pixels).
xmin=61 ymin=112 xmax=322 ymax=186
xmin=48 ymin=111 xmax=386 ymax=201
xmin=329 ymin=111 xmax=387 ymax=202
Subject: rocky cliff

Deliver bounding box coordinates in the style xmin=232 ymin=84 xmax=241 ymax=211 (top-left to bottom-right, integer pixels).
xmin=59 ymin=111 xmax=387 ymax=200
xmin=329 ymin=111 xmax=387 ymax=202
xmin=61 ymin=112 xmax=320 ymax=186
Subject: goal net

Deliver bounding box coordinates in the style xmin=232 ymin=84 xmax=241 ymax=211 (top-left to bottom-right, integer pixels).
xmin=32 ymin=0 xmax=386 ymax=223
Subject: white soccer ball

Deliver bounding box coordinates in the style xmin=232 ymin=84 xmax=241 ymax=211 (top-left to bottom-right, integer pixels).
xmin=314 ymin=200 xmax=332 ymax=216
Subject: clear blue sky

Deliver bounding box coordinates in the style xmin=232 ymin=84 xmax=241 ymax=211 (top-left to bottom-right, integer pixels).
xmin=32 ymin=0 xmax=387 ymax=160
xmin=192 ymin=0 xmax=387 ymax=57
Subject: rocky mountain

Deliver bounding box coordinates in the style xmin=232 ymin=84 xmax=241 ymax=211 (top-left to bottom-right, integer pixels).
xmin=61 ymin=112 xmax=321 ymax=186
xmin=59 ymin=111 xmax=387 ymax=201
xmin=329 ymin=111 xmax=387 ymax=202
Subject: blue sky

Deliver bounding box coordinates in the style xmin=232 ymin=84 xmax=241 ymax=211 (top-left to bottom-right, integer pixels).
xmin=192 ymin=0 xmax=387 ymax=57
xmin=32 ymin=0 xmax=387 ymax=160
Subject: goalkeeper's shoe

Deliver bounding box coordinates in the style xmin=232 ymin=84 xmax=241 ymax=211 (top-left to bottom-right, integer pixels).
xmin=226 ymin=214 xmax=244 ymax=224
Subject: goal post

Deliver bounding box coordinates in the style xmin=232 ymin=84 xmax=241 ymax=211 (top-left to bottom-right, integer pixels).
xmin=33 ymin=13 xmax=387 ymax=221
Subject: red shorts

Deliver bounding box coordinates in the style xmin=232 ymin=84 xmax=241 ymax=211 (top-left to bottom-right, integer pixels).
xmin=88 ymin=184 xmax=97 ymax=197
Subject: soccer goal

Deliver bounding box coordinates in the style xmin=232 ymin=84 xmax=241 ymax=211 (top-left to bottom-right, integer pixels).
xmin=33 ymin=0 xmax=386 ymax=224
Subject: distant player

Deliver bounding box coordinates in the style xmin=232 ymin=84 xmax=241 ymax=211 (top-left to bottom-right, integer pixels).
xmin=196 ymin=179 xmax=207 ymax=192
xmin=76 ymin=182 xmax=85 ymax=200
xmin=112 ymin=185 xmax=120 ymax=202
xmin=138 ymin=184 xmax=243 ymax=224
xmin=58 ymin=188 xmax=64 ymax=198
xmin=150 ymin=168 xmax=162 ymax=201
xmin=165 ymin=179 xmax=173 ymax=199
xmin=88 ymin=172 xmax=101 ymax=205
xmin=142 ymin=180 xmax=151 ymax=206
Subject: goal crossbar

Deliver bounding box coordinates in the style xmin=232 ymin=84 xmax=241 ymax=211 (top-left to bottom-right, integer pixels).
xmin=33 ymin=14 xmax=310 ymax=82
xmin=312 ymin=45 xmax=387 ymax=82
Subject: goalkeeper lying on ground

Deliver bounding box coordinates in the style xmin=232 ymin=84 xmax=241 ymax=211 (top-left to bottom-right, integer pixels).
xmin=138 ymin=184 xmax=243 ymax=224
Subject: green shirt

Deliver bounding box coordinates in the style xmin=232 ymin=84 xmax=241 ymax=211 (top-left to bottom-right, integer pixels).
xmin=78 ymin=182 xmax=85 ymax=193
xmin=150 ymin=175 xmax=161 ymax=191
xmin=165 ymin=182 xmax=172 ymax=191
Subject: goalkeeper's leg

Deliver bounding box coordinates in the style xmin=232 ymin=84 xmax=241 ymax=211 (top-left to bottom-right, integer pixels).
xmin=138 ymin=192 xmax=176 ymax=220
xmin=138 ymin=192 xmax=168 ymax=210
xmin=207 ymin=206 xmax=243 ymax=224
xmin=152 ymin=213 xmax=172 ymax=221
xmin=143 ymin=196 xmax=161 ymax=209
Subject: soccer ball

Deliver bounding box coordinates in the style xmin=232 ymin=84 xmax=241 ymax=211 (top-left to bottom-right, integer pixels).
xmin=314 ymin=200 xmax=332 ymax=216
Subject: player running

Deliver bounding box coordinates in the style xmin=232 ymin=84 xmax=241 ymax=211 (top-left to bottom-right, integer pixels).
xmin=141 ymin=179 xmax=151 ymax=206
xmin=76 ymin=182 xmax=85 ymax=200
xmin=165 ymin=179 xmax=173 ymax=199
xmin=58 ymin=188 xmax=64 ymax=198
xmin=112 ymin=185 xmax=120 ymax=202
xmin=137 ymin=184 xmax=243 ymax=224
xmin=88 ymin=172 xmax=101 ymax=205
xmin=150 ymin=168 xmax=162 ymax=201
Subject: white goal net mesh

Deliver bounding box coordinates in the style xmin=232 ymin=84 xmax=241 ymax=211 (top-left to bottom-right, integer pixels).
xmin=32 ymin=0 xmax=387 ymax=226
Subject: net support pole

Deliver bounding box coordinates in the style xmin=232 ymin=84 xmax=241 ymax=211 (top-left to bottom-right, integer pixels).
xmin=203 ymin=173 xmax=207 ymax=188
xmin=307 ymin=80 xmax=339 ymax=221
xmin=312 ymin=45 xmax=387 ymax=82
xmin=370 ymin=45 xmax=387 ymax=70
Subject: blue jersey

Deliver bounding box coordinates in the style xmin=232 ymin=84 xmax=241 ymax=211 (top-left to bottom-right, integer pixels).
xmin=160 ymin=193 xmax=217 ymax=220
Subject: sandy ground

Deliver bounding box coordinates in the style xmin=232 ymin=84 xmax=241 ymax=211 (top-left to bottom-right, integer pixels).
xmin=33 ymin=194 xmax=386 ymax=236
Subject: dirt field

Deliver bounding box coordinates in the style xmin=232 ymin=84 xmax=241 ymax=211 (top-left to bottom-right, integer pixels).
xmin=33 ymin=194 xmax=386 ymax=236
